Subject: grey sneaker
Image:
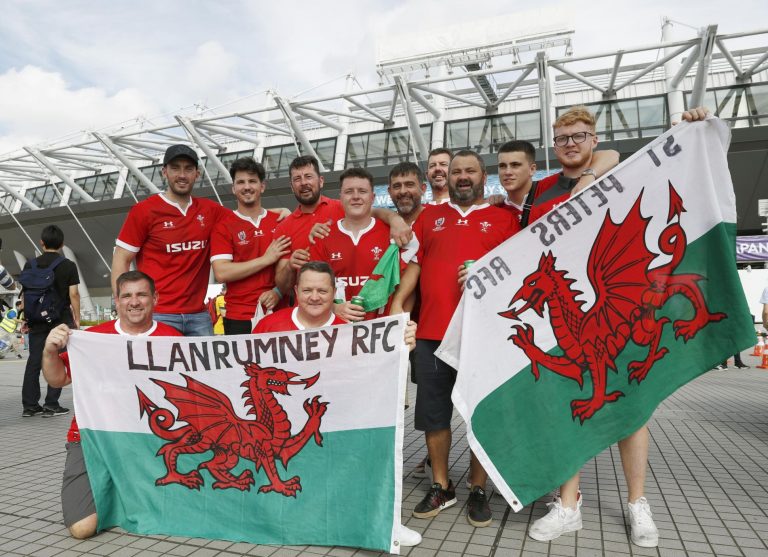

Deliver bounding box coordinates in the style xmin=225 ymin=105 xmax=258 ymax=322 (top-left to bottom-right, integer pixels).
xmin=628 ymin=497 xmax=658 ymax=547
xmin=528 ymin=495 xmax=582 ymax=541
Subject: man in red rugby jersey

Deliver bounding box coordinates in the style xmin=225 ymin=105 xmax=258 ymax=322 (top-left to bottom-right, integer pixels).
xmin=42 ymin=271 xmax=182 ymax=540
xmin=391 ymin=150 xmax=519 ymax=529
xmin=210 ymin=157 xmax=291 ymax=334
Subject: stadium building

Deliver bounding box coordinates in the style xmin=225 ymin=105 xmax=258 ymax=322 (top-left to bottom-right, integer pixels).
xmin=1 ymin=20 xmax=766 ymax=319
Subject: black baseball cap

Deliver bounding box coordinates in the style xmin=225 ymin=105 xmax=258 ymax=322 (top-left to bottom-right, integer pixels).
xmin=163 ymin=144 xmax=199 ymax=166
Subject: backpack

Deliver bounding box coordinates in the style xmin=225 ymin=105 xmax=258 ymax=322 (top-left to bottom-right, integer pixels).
xmin=19 ymin=256 xmax=66 ymax=325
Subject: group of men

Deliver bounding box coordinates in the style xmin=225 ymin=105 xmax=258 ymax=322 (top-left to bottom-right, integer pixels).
xmin=43 ymin=103 xmax=709 ymax=548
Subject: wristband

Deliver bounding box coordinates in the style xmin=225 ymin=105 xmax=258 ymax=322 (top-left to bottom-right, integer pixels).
xmin=272 ymin=286 xmax=282 ymax=299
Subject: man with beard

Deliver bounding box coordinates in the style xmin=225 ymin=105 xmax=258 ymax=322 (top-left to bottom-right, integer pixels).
xmin=210 ymin=158 xmax=291 ymax=334
xmin=391 ymin=150 xmax=518 ymax=528
xmin=426 ymin=148 xmax=452 ymax=204
xmin=388 ymin=161 xmax=427 ymax=226
xmin=276 ymin=156 xmax=411 ymax=291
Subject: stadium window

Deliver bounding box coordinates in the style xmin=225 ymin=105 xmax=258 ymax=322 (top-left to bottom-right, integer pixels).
xmin=262 ymin=138 xmax=336 ymax=178
xmin=345 ymin=126 xmax=432 ymax=168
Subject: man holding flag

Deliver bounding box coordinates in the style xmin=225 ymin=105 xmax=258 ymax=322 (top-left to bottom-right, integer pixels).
xmin=41 ymin=271 xmax=181 ymax=539
xmin=435 ymin=108 xmax=753 ymax=549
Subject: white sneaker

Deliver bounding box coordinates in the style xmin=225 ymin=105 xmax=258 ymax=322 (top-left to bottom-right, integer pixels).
xmin=528 ymin=496 xmax=582 ymax=542
xmin=399 ymin=524 xmax=422 ymax=547
xmin=628 ymin=497 xmax=659 ymax=547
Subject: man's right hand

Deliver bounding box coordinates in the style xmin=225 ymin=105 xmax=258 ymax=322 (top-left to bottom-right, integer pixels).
xmin=289 ymin=248 xmax=311 ymax=271
xmin=309 ymin=220 xmax=332 ymax=245
xmin=264 ymin=236 xmax=292 ymax=265
xmin=334 ymin=301 xmax=365 ymax=322
xmin=45 ymin=324 xmax=71 ymax=354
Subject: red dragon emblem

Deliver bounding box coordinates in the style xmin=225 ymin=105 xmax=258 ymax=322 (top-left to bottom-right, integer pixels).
xmin=136 ymin=362 xmax=327 ymax=497
xmin=500 ymin=182 xmax=725 ymax=423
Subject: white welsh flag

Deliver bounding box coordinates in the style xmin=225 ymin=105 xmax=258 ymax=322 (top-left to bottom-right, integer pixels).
xmin=69 ymin=315 xmax=409 ymax=553
xmin=437 ymin=118 xmax=754 ymax=510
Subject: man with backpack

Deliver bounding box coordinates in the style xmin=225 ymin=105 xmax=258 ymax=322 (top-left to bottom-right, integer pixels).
xmin=20 ymin=225 xmax=80 ymax=418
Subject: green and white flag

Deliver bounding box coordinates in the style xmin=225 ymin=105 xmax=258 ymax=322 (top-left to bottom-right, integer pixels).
xmin=69 ymin=315 xmax=409 ymax=553
xmin=436 ymin=118 xmax=754 ymax=511
xmin=359 ymin=243 xmax=402 ymax=312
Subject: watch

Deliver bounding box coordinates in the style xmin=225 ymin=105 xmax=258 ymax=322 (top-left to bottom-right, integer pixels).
xmin=581 ymin=168 xmax=596 ymax=179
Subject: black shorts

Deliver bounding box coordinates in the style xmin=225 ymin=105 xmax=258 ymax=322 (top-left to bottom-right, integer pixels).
xmin=414 ymin=339 xmax=457 ymax=432
xmin=61 ymin=442 xmax=96 ymax=528
xmin=224 ymin=317 xmax=252 ymax=335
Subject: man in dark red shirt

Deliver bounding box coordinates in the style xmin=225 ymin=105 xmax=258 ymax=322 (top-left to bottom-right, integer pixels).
xmin=42 ymin=271 xmax=181 ymax=540
xmin=392 ymin=150 xmax=519 ymax=529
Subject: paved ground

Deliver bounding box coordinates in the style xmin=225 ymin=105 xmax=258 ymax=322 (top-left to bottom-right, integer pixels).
xmin=1 ymin=349 xmax=767 ymax=557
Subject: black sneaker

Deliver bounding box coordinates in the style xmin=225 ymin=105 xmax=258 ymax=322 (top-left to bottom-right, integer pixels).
xmin=42 ymin=405 xmax=70 ymax=418
xmin=735 ymin=363 xmax=750 ymax=369
xmin=413 ymin=481 xmax=457 ymax=518
xmin=467 ymin=486 xmax=492 ymax=527
xmin=22 ymin=405 xmax=44 ymax=417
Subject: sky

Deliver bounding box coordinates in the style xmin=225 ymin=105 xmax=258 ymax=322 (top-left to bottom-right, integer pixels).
xmin=0 ymin=0 xmax=765 ymax=157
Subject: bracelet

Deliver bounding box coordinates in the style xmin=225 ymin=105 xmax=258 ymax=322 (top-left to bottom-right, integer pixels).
xmin=272 ymin=286 xmax=282 ymax=299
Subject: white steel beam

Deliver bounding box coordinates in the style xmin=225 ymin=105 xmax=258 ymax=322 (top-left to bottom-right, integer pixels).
xmin=0 ymin=179 xmax=40 ymax=210
xmin=271 ymin=94 xmax=326 ymax=172
xmin=395 ymin=76 xmax=429 ymax=160
xmin=176 ymin=117 xmax=232 ymax=186
xmin=24 ymin=148 xmax=95 ymax=202
xmin=690 ymin=25 xmax=718 ymax=108
xmin=93 ymin=133 xmax=162 ymax=194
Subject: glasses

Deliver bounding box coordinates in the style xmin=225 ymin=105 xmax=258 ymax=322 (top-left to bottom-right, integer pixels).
xmin=553 ymin=132 xmax=594 ymax=147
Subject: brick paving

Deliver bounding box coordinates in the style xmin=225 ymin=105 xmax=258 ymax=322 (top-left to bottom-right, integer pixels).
xmin=1 ymin=349 xmax=767 ymax=556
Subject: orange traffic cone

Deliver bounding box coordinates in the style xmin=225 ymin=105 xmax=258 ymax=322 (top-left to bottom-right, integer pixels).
xmin=752 ymin=335 xmax=764 ymax=356
xmin=758 ymin=352 xmax=768 ymax=370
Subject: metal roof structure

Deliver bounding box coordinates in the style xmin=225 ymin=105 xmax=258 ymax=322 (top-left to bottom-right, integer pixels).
xmin=1 ymin=22 xmax=767 ymax=318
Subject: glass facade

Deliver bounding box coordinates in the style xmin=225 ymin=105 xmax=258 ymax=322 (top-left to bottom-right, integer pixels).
xmin=445 ymin=110 xmax=542 ymax=152
xmin=123 ymin=163 xmax=163 ymax=199
xmin=70 ymin=172 xmax=119 ymax=204
xmin=23 ymin=183 xmax=61 ymax=210
xmin=557 ymin=96 xmax=669 ymax=141
xmin=345 ymin=126 xmax=431 ymax=168
xmin=686 ymin=82 xmax=768 ymax=128
xmin=199 ymin=149 xmax=255 ymax=187
xmin=263 ymin=139 xmax=336 ymax=179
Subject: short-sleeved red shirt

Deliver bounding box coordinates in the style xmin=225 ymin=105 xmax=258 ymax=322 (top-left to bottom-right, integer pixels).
xmin=253 ymin=307 xmax=346 ymax=333
xmin=274 ymin=196 xmax=344 ymax=259
xmin=116 ymin=194 xmax=230 ymax=314
xmin=209 ymin=209 xmax=281 ymax=320
xmin=308 ymin=218 xmax=393 ymax=315
xmin=412 ymin=203 xmax=519 ymax=340
xmin=62 ymin=319 xmax=182 ymax=442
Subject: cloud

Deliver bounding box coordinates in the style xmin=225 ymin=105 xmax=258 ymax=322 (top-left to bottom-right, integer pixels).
xmin=0 ymin=65 xmax=156 ymax=156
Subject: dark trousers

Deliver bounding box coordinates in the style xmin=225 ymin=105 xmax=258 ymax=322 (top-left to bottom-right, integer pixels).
xmin=224 ymin=317 xmax=253 ymax=335
xmin=22 ymin=329 xmax=62 ymax=408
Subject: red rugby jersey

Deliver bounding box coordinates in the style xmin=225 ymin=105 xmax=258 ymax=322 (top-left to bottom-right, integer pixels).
xmin=209 ymin=209 xmax=281 ymax=320
xmin=62 ymin=319 xmax=182 ymax=442
xmin=253 ymin=307 xmax=346 ymax=333
xmin=274 ymin=196 xmax=344 ymax=259
xmin=308 ymin=218 xmax=394 ymax=317
xmin=116 ymin=194 xmax=230 ymax=314
xmin=412 ymin=203 xmax=518 ymax=340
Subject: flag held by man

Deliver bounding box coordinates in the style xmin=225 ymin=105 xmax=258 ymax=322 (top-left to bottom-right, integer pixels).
xmin=437 ymin=118 xmax=755 ymax=511
xmin=68 ymin=315 xmax=409 ymax=553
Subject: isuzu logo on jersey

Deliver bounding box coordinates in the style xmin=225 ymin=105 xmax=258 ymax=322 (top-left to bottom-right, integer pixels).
xmin=433 ymin=217 xmax=445 ymax=232
xmin=371 ymin=246 xmax=383 ymax=260
xmin=331 ymin=252 xmax=342 ymax=260
xmin=165 ymin=240 xmax=208 ymax=253
xmin=336 ymin=275 xmax=370 ymax=288
xmin=457 ymin=218 xmax=469 ymax=226
xmin=480 ymin=221 xmax=491 ymax=233
xmin=163 ymin=221 xmax=174 ymax=228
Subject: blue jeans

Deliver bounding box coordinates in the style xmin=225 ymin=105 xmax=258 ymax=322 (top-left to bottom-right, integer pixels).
xmin=153 ymin=311 xmax=213 ymax=337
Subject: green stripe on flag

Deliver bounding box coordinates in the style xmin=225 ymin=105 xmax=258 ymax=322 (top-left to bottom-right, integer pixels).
xmin=81 ymin=426 xmax=396 ymax=551
xmin=470 ymin=222 xmax=755 ymax=507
